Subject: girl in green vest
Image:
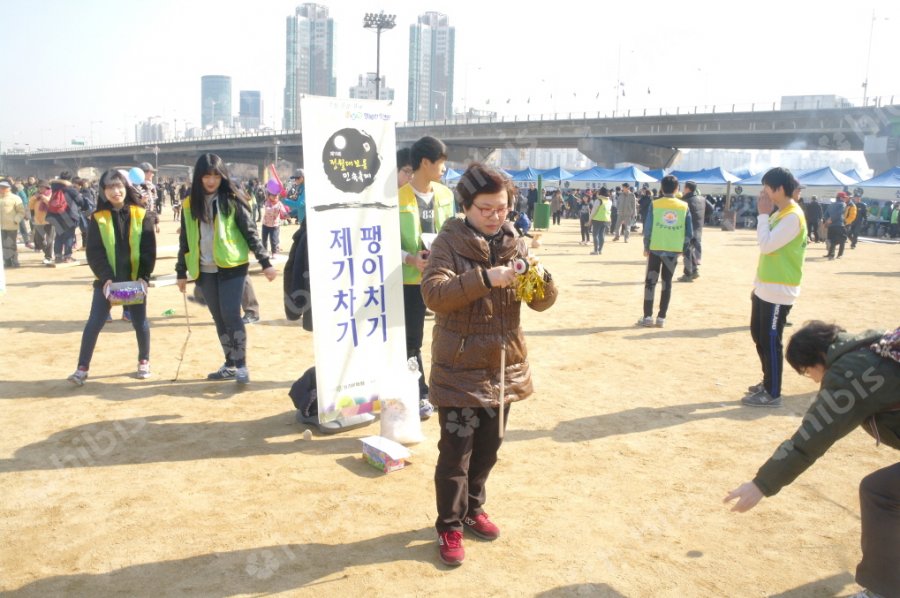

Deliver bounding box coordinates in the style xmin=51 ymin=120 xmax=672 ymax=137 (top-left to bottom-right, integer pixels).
xmin=175 ymin=154 xmax=276 ymax=385
xmin=68 ymin=169 xmax=156 ymax=386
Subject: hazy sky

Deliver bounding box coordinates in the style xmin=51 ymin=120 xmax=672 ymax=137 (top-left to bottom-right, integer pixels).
xmin=2 ymin=0 xmax=899 ymax=150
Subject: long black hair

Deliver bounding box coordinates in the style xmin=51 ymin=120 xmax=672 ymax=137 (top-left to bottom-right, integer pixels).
xmin=97 ymin=169 xmax=142 ymax=211
xmin=189 ymin=153 xmax=249 ymax=222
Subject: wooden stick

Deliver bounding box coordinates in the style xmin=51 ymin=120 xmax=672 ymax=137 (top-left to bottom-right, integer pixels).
xmin=172 ymin=291 xmax=192 ymax=382
xmin=498 ymin=345 xmax=506 ymax=438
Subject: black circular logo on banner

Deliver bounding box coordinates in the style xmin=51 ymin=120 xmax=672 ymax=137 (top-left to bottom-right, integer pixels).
xmin=321 ymin=128 xmax=381 ymax=194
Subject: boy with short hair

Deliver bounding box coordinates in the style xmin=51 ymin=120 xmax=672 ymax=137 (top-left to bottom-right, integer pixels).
xmin=637 ymin=175 xmax=691 ymax=328
xmin=743 ymin=167 xmax=806 ymax=408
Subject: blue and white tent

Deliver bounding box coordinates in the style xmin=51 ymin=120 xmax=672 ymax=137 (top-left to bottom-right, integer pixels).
xmin=507 ymin=167 xmax=542 ymax=182
xmin=798 ymin=167 xmax=857 ymax=187
xmin=539 ymin=167 xmax=574 ymax=181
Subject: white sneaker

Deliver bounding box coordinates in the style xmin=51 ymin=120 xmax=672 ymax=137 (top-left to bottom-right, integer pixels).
xmin=636 ymin=316 xmax=654 ymax=327
xmin=68 ymin=368 xmax=88 ymax=386
xmin=137 ymin=360 xmax=151 ymax=379
xmin=235 ymin=366 xmax=250 ymax=384
xmin=655 ymin=317 xmax=666 ymax=328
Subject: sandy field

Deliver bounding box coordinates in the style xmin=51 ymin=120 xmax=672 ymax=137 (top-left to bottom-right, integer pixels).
xmin=0 ymin=211 xmax=898 ymax=598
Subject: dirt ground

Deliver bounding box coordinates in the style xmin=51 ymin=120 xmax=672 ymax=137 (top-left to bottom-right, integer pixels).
xmin=1 ymin=212 xmax=898 ymax=597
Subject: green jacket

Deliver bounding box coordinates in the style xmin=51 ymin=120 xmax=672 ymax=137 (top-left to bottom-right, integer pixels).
xmin=754 ymin=331 xmax=900 ymax=497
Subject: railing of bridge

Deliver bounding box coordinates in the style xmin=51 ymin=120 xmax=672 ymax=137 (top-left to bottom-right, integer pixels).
xmin=4 ymin=95 xmax=898 ymax=156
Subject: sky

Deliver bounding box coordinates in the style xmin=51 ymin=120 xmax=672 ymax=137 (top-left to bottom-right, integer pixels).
xmin=2 ymin=0 xmax=899 ymax=152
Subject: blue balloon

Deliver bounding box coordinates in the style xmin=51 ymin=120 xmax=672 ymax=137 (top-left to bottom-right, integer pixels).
xmin=128 ymin=167 xmax=145 ymax=185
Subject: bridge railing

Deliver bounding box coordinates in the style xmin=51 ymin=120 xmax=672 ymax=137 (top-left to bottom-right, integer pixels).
xmin=401 ymin=95 xmax=898 ymax=128
xmin=5 ymin=95 xmax=898 ymax=156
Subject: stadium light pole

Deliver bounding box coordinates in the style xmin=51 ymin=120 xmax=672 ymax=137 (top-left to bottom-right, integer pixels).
xmin=363 ymin=12 xmax=396 ymax=100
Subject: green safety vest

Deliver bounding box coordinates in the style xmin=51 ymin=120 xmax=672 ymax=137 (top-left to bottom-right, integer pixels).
xmin=181 ymin=196 xmax=250 ymax=280
xmin=892 ymin=209 xmax=899 ymax=224
xmin=94 ymin=206 xmax=144 ymax=280
xmin=591 ymin=198 xmax=611 ymax=222
xmin=398 ymin=182 xmax=455 ymax=284
xmin=648 ymin=197 xmax=689 ymax=253
xmin=757 ymin=202 xmax=808 ymax=287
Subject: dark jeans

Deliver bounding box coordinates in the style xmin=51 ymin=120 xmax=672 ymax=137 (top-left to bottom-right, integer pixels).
xmin=580 ymin=221 xmax=591 ymax=242
xmin=826 ymin=224 xmax=846 ymax=258
xmin=403 ymin=284 xmax=428 ymax=396
xmin=749 ymin=293 xmax=791 ymax=398
xmin=591 ymin=221 xmax=607 ymax=253
xmin=856 ymin=462 xmax=900 ymax=597
xmin=34 ymin=224 xmax=55 ymax=259
xmin=53 ymin=226 xmax=75 ymax=260
xmin=850 ymin=223 xmax=863 ymax=248
xmin=435 ymin=404 xmax=509 ymax=533
xmin=807 ymin=219 xmax=820 ymax=242
xmin=683 ymin=237 xmax=702 ymax=276
xmin=77 ymin=285 xmax=149 ymax=369
xmin=644 ymin=252 xmax=677 ymax=319
xmin=261 ymin=224 xmax=280 ymax=254
xmin=197 ymin=271 xmax=248 ymax=368
xmin=2 ymin=230 xmax=18 ymax=265
xmin=552 ymin=210 xmax=562 ymax=225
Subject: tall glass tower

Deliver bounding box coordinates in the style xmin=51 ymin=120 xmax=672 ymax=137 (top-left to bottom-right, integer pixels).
xmin=201 ymin=75 xmax=232 ymax=129
xmin=284 ymin=4 xmax=336 ymax=130
xmin=239 ymin=91 xmax=263 ymax=130
xmin=408 ymin=12 xmax=455 ymax=121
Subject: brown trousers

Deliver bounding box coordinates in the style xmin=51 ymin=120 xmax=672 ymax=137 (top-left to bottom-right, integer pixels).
xmin=434 ymin=405 xmax=509 ymax=533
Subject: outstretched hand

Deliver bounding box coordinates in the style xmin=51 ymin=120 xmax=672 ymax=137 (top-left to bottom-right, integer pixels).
xmin=724 ymin=481 xmax=764 ymax=512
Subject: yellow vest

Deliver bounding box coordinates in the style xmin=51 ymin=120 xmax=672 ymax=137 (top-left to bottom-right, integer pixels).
xmin=757 ymin=202 xmax=808 ymax=287
xmin=648 ymin=197 xmax=689 ymax=253
xmin=182 ymin=196 xmax=250 ymax=280
xmin=398 ymin=182 xmax=455 ymax=284
xmin=591 ymin=198 xmax=611 ymax=222
xmin=94 ymin=206 xmax=144 ymax=280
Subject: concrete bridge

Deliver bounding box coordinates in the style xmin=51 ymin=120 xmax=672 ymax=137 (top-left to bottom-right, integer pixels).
xmin=4 ymin=101 xmax=899 ymax=178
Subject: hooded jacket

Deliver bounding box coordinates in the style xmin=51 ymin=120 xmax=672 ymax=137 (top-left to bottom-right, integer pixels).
xmin=421 ymin=218 xmax=558 ymax=408
xmin=753 ymin=330 xmax=900 ymax=497
xmin=46 ymin=179 xmax=82 ymax=232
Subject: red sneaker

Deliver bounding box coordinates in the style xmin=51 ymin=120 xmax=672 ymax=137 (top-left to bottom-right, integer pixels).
xmin=438 ymin=530 xmax=464 ymax=566
xmin=463 ymin=512 xmax=500 ymax=540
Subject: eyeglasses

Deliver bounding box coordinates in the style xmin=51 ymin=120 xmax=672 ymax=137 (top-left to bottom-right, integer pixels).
xmin=399 ymin=167 xmax=413 ymax=176
xmin=473 ymin=204 xmax=509 ymax=218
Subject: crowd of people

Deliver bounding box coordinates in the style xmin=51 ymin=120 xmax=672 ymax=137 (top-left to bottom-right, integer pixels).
xmin=1 ymin=144 xmax=896 ymax=595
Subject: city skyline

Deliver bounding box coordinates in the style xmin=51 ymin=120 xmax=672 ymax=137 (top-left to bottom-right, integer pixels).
xmin=2 ymin=0 xmax=900 ymax=160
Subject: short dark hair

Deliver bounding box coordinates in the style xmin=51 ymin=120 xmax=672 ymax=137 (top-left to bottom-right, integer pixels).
xmin=660 ymin=175 xmax=678 ymax=195
xmin=761 ymin=167 xmax=797 ymax=197
xmin=455 ymin=163 xmax=515 ymax=210
xmin=410 ymin=136 xmax=447 ymax=170
xmin=396 ymin=147 xmax=411 ymax=170
xmin=684 ymin=181 xmax=697 ymax=193
xmin=599 ymin=187 xmax=609 ymax=197
xmin=785 ymin=320 xmax=845 ymax=375
xmin=58 ymin=171 xmax=73 ymax=181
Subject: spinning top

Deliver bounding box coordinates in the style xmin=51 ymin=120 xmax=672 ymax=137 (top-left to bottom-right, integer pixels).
xmin=512 ymin=258 xmax=530 ymax=275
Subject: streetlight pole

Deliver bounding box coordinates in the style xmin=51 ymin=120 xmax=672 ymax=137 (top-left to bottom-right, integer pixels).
xmin=363 ymin=12 xmax=396 ymax=100
xmin=90 ymin=120 xmax=103 ymax=145
xmin=861 ymin=11 xmax=888 ymax=106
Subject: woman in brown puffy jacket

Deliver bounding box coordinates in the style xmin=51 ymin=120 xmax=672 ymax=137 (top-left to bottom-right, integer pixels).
xmin=421 ymin=163 xmax=558 ymax=566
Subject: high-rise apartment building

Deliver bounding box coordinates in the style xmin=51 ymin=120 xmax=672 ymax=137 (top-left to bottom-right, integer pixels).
xmin=201 ymin=75 xmax=232 ymax=129
xmin=239 ymin=91 xmax=263 ymax=130
xmin=284 ymin=3 xmax=336 ymax=129
xmin=135 ymin=116 xmax=172 ymax=143
xmin=407 ymin=12 xmax=455 ymax=121
xmin=349 ymin=73 xmax=395 ymax=101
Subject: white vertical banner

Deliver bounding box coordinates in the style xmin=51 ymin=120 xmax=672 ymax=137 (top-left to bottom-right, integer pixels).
xmin=300 ymin=95 xmax=405 ymax=423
